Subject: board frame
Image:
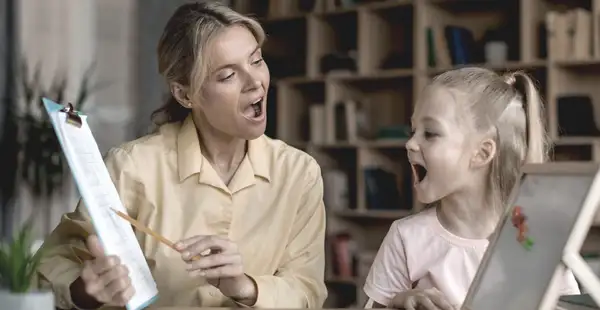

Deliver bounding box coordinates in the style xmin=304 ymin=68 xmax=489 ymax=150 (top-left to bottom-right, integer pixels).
xmin=462 ymin=162 xmax=600 ymax=310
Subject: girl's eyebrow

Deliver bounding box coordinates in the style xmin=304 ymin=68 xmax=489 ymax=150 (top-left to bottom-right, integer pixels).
xmin=412 ymin=116 xmax=442 ymax=126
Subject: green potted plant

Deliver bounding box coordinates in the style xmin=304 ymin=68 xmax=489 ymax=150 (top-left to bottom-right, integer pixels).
xmin=0 ymin=219 xmax=52 ymax=310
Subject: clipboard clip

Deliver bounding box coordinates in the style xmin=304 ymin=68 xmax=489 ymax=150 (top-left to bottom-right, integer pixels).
xmin=60 ymin=102 xmax=82 ymax=128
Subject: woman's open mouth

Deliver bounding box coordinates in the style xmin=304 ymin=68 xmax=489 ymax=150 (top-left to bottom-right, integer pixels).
xmin=251 ymin=98 xmax=263 ymax=117
xmin=244 ymin=97 xmax=265 ymax=121
xmin=412 ymin=164 xmax=428 ymax=184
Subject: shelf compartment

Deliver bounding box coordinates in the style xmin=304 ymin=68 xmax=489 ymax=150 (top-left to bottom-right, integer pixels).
xmin=358 ymin=147 xmax=414 ymax=213
xmin=325 ymin=77 xmax=413 ymax=144
xmin=276 ymin=81 xmax=325 ymax=143
xmin=315 ymin=147 xmax=359 ymax=211
xmin=552 ymin=145 xmax=593 ymax=161
xmin=548 ymin=65 xmax=600 ymax=141
xmin=425 ymin=0 xmax=521 ymax=69
xmin=263 ymin=17 xmax=308 ymax=78
xmin=358 ymin=2 xmax=414 ymax=74
xmin=307 ymin=12 xmax=359 ymax=77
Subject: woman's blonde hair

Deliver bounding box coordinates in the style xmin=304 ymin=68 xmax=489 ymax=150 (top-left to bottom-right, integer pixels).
xmin=429 ymin=67 xmax=549 ymax=214
xmin=151 ymin=1 xmax=266 ymax=126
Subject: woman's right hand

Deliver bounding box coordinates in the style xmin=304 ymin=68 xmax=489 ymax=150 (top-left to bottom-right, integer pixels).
xmin=390 ymin=288 xmax=456 ymax=310
xmin=77 ymin=235 xmax=135 ymax=307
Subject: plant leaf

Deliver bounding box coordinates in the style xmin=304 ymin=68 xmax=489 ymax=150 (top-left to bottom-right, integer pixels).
xmin=0 ymin=244 xmax=9 ymax=288
xmin=0 ymin=218 xmax=39 ymax=292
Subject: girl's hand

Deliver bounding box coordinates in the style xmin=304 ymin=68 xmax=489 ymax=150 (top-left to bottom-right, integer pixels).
xmin=175 ymin=235 xmax=256 ymax=303
xmin=390 ymin=288 xmax=456 ymax=310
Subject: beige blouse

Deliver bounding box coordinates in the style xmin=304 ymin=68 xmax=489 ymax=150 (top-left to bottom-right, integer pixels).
xmin=37 ymin=116 xmax=327 ymax=309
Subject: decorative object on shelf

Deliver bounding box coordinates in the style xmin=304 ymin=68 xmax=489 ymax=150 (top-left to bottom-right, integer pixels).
xmin=511 ymin=206 xmax=534 ymax=251
xmin=322 ymin=169 xmax=349 ymax=212
xmin=320 ymin=52 xmax=357 ymax=74
xmin=0 ymin=218 xmax=55 ymax=310
xmin=557 ymin=95 xmax=600 ymax=137
xmin=484 ymin=41 xmax=508 ymax=66
xmin=364 ymin=167 xmax=403 ymax=211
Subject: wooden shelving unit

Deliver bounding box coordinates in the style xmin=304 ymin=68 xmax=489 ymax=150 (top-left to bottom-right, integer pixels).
xmin=233 ymin=0 xmax=600 ymax=307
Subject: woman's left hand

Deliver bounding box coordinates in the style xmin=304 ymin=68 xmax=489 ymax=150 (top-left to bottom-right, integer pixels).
xmin=175 ymin=235 xmax=256 ymax=303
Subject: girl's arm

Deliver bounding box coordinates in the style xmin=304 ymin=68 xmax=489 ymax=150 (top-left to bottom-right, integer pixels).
xmin=364 ymin=298 xmax=388 ymax=308
xmin=363 ymin=222 xmax=412 ymax=307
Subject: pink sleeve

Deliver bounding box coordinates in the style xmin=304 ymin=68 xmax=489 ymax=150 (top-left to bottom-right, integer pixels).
xmin=363 ymin=223 xmax=412 ymax=306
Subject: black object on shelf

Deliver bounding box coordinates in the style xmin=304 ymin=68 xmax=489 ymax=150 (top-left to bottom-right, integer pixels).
xmin=557 ymin=95 xmax=600 ymax=136
xmin=320 ymin=53 xmax=357 ymax=74
xmin=364 ymin=167 xmax=407 ymax=211
xmin=380 ymin=51 xmax=412 ymax=70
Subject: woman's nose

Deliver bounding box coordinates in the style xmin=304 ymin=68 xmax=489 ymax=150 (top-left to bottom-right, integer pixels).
xmin=243 ymin=71 xmax=262 ymax=92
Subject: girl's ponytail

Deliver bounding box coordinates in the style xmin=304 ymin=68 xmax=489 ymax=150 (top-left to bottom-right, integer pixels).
xmin=504 ymin=71 xmax=549 ymax=164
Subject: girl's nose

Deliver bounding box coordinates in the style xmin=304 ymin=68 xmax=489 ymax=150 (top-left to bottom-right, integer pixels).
xmin=406 ymin=135 xmax=419 ymax=153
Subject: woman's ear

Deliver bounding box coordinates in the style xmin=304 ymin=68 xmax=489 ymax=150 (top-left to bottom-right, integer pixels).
xmin=471 ymin=138 xmax=496 ymax=168
xmin=170 ymin=82 xmax=192 ymax=108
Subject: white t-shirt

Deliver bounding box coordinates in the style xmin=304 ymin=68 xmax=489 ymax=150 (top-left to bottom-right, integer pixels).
xmin=363 ymin=208 xmax=580 ymax=307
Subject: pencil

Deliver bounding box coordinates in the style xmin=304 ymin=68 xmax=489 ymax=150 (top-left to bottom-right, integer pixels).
xmin=110 ymin=208 xmax=205 ymax=261
xmin=110 ymin=207 xmax=179 ymax=251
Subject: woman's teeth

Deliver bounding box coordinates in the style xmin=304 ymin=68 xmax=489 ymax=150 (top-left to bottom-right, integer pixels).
xmin=252 ymin=103 xmax=260 ymax=117
xmin=248 ymin=98 xmax=263 ymax=118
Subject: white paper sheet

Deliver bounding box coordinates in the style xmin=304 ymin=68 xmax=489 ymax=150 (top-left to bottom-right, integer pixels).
xmin=43 ymin=99 xmax=158 ymax=310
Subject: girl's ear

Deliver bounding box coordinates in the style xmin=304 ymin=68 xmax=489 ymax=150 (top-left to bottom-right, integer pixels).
xmin=170 ymin=82 xmax=192 ymax=108
xmin=471 ymin=138 xmax=496 ymax=168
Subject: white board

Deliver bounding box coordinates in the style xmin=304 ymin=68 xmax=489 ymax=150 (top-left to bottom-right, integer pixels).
xmin=462 ymin=163 xmax=600 ymax=310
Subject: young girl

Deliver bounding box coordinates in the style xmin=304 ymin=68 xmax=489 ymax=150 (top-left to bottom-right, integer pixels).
xmin=363 ymin=67 xmax=580 ymax=309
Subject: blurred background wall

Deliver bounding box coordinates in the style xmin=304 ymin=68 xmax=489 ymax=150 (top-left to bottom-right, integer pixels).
xmin=1 ymin=0 xmax=196 ymax=235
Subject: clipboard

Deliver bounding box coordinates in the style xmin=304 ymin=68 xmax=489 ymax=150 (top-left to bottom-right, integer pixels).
xmin=42 ymin=98 xmax=159 ymax=310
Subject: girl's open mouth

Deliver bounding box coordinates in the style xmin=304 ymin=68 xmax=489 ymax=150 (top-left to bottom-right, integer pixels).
xmin=412 ymin=164 xmax=428 ymax=184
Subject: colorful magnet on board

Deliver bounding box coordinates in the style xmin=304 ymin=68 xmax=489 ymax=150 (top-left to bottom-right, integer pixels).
xmin=511 ymin=206 xmax=534 ymax=251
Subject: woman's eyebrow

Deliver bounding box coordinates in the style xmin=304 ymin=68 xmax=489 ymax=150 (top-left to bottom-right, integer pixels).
xmin=210 ymin=45 xmax=261 ymax=74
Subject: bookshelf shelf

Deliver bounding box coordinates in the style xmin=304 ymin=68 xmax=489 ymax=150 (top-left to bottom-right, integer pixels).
xmin=232 ymin=0 xmax=600 ymax=307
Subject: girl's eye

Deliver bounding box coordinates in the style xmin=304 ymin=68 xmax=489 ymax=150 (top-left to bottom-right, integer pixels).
xmin=424 ymin=131 xmax=438 ymax=139
xmin=252 ymin=58 xmax=264 ymax=65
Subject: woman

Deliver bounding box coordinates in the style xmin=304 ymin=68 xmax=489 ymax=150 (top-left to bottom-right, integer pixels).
xmin=37 ymin=2 xmax=327 ymax=309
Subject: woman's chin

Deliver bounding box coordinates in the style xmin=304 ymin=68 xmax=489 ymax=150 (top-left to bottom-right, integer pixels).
xmin=239 ymin=124 xmax=266 ymax=140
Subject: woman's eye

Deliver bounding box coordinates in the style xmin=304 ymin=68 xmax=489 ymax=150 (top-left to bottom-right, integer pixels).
xmin=220 ymin=73 xmax=235 ymax=82
xmin=252 ymin=58 xmax=264 ymax=65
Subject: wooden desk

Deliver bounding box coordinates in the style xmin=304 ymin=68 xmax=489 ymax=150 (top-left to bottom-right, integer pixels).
xmin=65 ymin=305 xmax=590 ymax=310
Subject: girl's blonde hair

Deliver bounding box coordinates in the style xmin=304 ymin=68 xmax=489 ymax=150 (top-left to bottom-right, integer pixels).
xmin=429 ymin=67 xmax=549 ymax=214
xmin=151 ymin=1 xmax=266 ymax=126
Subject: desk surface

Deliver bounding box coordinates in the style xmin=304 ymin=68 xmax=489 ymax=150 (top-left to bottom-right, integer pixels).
xmin=150 ymin=305 xmax=595 ymax=310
